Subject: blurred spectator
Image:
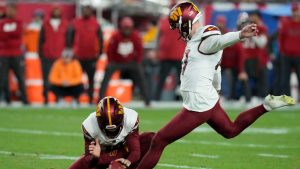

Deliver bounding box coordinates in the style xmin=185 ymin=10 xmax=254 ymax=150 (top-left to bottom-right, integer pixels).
xmin=268 ymin=30 xmax=281 ymax=95
xmin=39 ymin=5 xmax=68 ymax=105
xmin=67 ymin=5 xmax=103 ymax=104
xmin=279 ymin=3 xmax=300 ymax=96
xmin=49 ymin=49 xmax=83 ymax=105
xmin=217 ymin=15 xmax=251 ymax=102
xmin=0 ymin=5 xmax=5 ymax=19
xmin=240 ymin=11 xmax=269 ymax=99
xmin=154 ymin=14 xmax=185 ymax=100
xmin=99 ymin=17 xmax=150 ymax=106
xmin=24 ymin=9 xmax=44 ymax=51
xmin=0 ymin=3 xmax=28 ymax=104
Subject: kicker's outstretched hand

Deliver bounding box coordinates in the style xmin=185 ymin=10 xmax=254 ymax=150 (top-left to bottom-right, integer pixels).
xmin=239 ymin=24 xmax=258 ymax=39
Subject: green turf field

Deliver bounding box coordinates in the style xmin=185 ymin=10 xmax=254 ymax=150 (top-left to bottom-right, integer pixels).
xmin=0 ymin=106 xmax=299 ymax=169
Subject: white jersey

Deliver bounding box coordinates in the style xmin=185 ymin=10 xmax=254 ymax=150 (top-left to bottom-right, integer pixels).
xmin=82 ymin=107 xmax=138 ymax=146
xmin=180 ymin=25 xmax=240 ymax=112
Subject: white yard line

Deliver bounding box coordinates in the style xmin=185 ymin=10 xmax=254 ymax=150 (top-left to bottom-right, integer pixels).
xmin=191 ymin=153 xmax=219 ymax=159
xmin=0 ymin=127 xmax=299 ymax=150
xmin=177 ymin=140 xmax=300 ymax=149
xmin=158 ymin=163 xmax=212 ymax=169
xmin=258 ymin=153 xmax=289 ymax=159
xmin=192 ymin=127 xmax=289 ymax=135
xmin=0 ymin=150 xmax=79 ymax=160
xmin=0 ymin=150 xmax=210 ymax=169
xmin=0 ymin=128 xmax=81 ymax=137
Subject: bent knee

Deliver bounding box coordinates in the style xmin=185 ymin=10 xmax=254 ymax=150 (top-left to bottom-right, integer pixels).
xmin=151 ymin=132 xmax=169 ymax=147
xmin=219 ymin=129 xmax=240 ymax=139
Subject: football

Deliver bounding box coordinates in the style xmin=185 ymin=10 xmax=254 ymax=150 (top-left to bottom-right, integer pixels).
xmin=108 ymin=161 xmax=126 ymax=169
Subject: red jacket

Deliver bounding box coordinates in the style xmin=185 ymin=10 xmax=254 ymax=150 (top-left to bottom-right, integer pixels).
xmin=107 ymin=31 xmax=143 ymax=64
xmin=279 ymin=17 xmax=300 ymax=57
xmin=221 ymin=42 xmax=245 ymax=73
xmin=73 ymin=16 xmax=100 ymax=60
xmin=242 ymin=24 xmax=268 ymax=66
xmin=158 ymin=17 xmax=185 ymax=61
xmin=0 ymin=18 xmax=23 ymax=57
xmin=41 ymin=19 xmax=68 ymax=59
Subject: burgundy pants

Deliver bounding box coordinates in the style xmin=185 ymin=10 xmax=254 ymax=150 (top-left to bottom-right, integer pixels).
xmin=136 ymin=101 xmax=267 ymax=169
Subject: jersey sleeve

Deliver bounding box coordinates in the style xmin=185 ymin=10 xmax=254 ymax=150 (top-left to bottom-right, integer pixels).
xmin=125 ymin=129 xmax=140 ymax=163
xmin=82 ymin=125 xmax=94 ymax=141
xmin=199 ymin=25 xmax=241 ymax=55
xmin=82 ymin=112 xmax=98 ymax=139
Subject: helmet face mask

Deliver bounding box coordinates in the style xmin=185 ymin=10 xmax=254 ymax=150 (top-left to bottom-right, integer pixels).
xmin=101 ymin=124 xmax=123 ymax=139
xmin=168 ymin=1 xmax=201 ymax=41
xmin=96 ymin=97 xmax=124 ymax=139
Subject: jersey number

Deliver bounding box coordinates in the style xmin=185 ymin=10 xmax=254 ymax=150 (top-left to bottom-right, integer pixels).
xmin=181 ymin=49 xmax=190 ymax=75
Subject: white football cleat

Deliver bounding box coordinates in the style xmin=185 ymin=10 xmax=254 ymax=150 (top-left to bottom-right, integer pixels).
xmin=263 ymin=95 xmax=295 ymax=111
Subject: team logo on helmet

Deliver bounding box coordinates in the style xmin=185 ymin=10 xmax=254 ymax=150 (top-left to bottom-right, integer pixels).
xmin=168 ymin=1 xmax=201 ymax=41
xmin=169 ymin=7 xmax=182 ymax=22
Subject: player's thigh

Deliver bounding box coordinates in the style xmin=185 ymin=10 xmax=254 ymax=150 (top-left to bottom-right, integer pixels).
xmin=157 ymin=108 xmax=212 ymax=143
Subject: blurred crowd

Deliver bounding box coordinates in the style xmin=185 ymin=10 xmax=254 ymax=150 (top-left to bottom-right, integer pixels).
xmin=0 ymin=1 xmax=299 ymax=106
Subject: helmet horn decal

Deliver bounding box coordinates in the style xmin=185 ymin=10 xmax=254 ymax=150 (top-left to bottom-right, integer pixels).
xmin=169 ymin=7 xmax=182 ymax=23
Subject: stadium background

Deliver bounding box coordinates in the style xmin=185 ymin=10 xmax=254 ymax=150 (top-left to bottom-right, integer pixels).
xmin=0 ymin=0 xmax=299 ymax=169
xmin=1 ymin=0 xmax=299 ymax=104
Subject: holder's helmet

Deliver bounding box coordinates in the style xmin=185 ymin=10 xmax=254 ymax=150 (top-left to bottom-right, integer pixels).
xmin=168 ymin=1 xmax=202 ymax=41
xmin=96 ymin=96 xmax=124 ymax=139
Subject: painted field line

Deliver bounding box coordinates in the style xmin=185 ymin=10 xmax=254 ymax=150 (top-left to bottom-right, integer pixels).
xmin=193 ymin=127 xmax=289 ymax=135
xmin=191 ymin=153 xmax=219 ymax=159
xmin=1 ymin=127 xmax=299 ymax=150
xmin=258 ymin=153 xmax=289 ymax=159
xmin=177 ymin=140 xmax=300 ymax=149
xmin=0 ymin=150 xmax=210 ymax=169
xmin=0 ymin=128 xmax=81 ymax=137
xmin=0 ymin=150 xmax=79 ymax=160
xmin=158 ymin=163 xmax=212 ymax=169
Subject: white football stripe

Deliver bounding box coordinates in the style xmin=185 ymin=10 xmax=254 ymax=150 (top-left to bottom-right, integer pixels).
xmin=0 ymin=150 xmax=210 ymax=169
xmin=191 ymin=153 xmax=219 ymax=159
xmin=258 ymin=153 xmax=289 ymax=159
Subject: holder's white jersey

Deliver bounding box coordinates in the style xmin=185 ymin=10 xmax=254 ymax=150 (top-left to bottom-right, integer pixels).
xmin=82 ymin=107 xmax=139 ymax=146
xmin=180 ymin=25 xmax=240 ymax=112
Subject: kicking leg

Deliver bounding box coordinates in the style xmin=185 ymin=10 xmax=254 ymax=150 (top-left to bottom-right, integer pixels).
xmin=136 ymin=108 xmax=212 ymax=169
xmin=208 ymin=95 xmax=295 ymax=139
xmin=130 ymin=132 xmax=155 ymax=169
xmin=208 ymin=101 xmax=266 ymax=138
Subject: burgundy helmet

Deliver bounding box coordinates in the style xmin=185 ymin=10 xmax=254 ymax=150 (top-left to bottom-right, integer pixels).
xmin=96 ymin=96 xmax=124 ymax=139
xmin=169 ymin=1 xmax=201 ymax=41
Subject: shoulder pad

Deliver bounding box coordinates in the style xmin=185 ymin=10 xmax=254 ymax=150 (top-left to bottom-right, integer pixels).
xmin=133 ymin=116 xmax=139 ymax=130
xmin=123 ymin=107 xmax=139 ymax=132
xmin=202 ymin=25 xmax=221 ymax=38
xmin=82 ymin=125 xmax=94 ymax=140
